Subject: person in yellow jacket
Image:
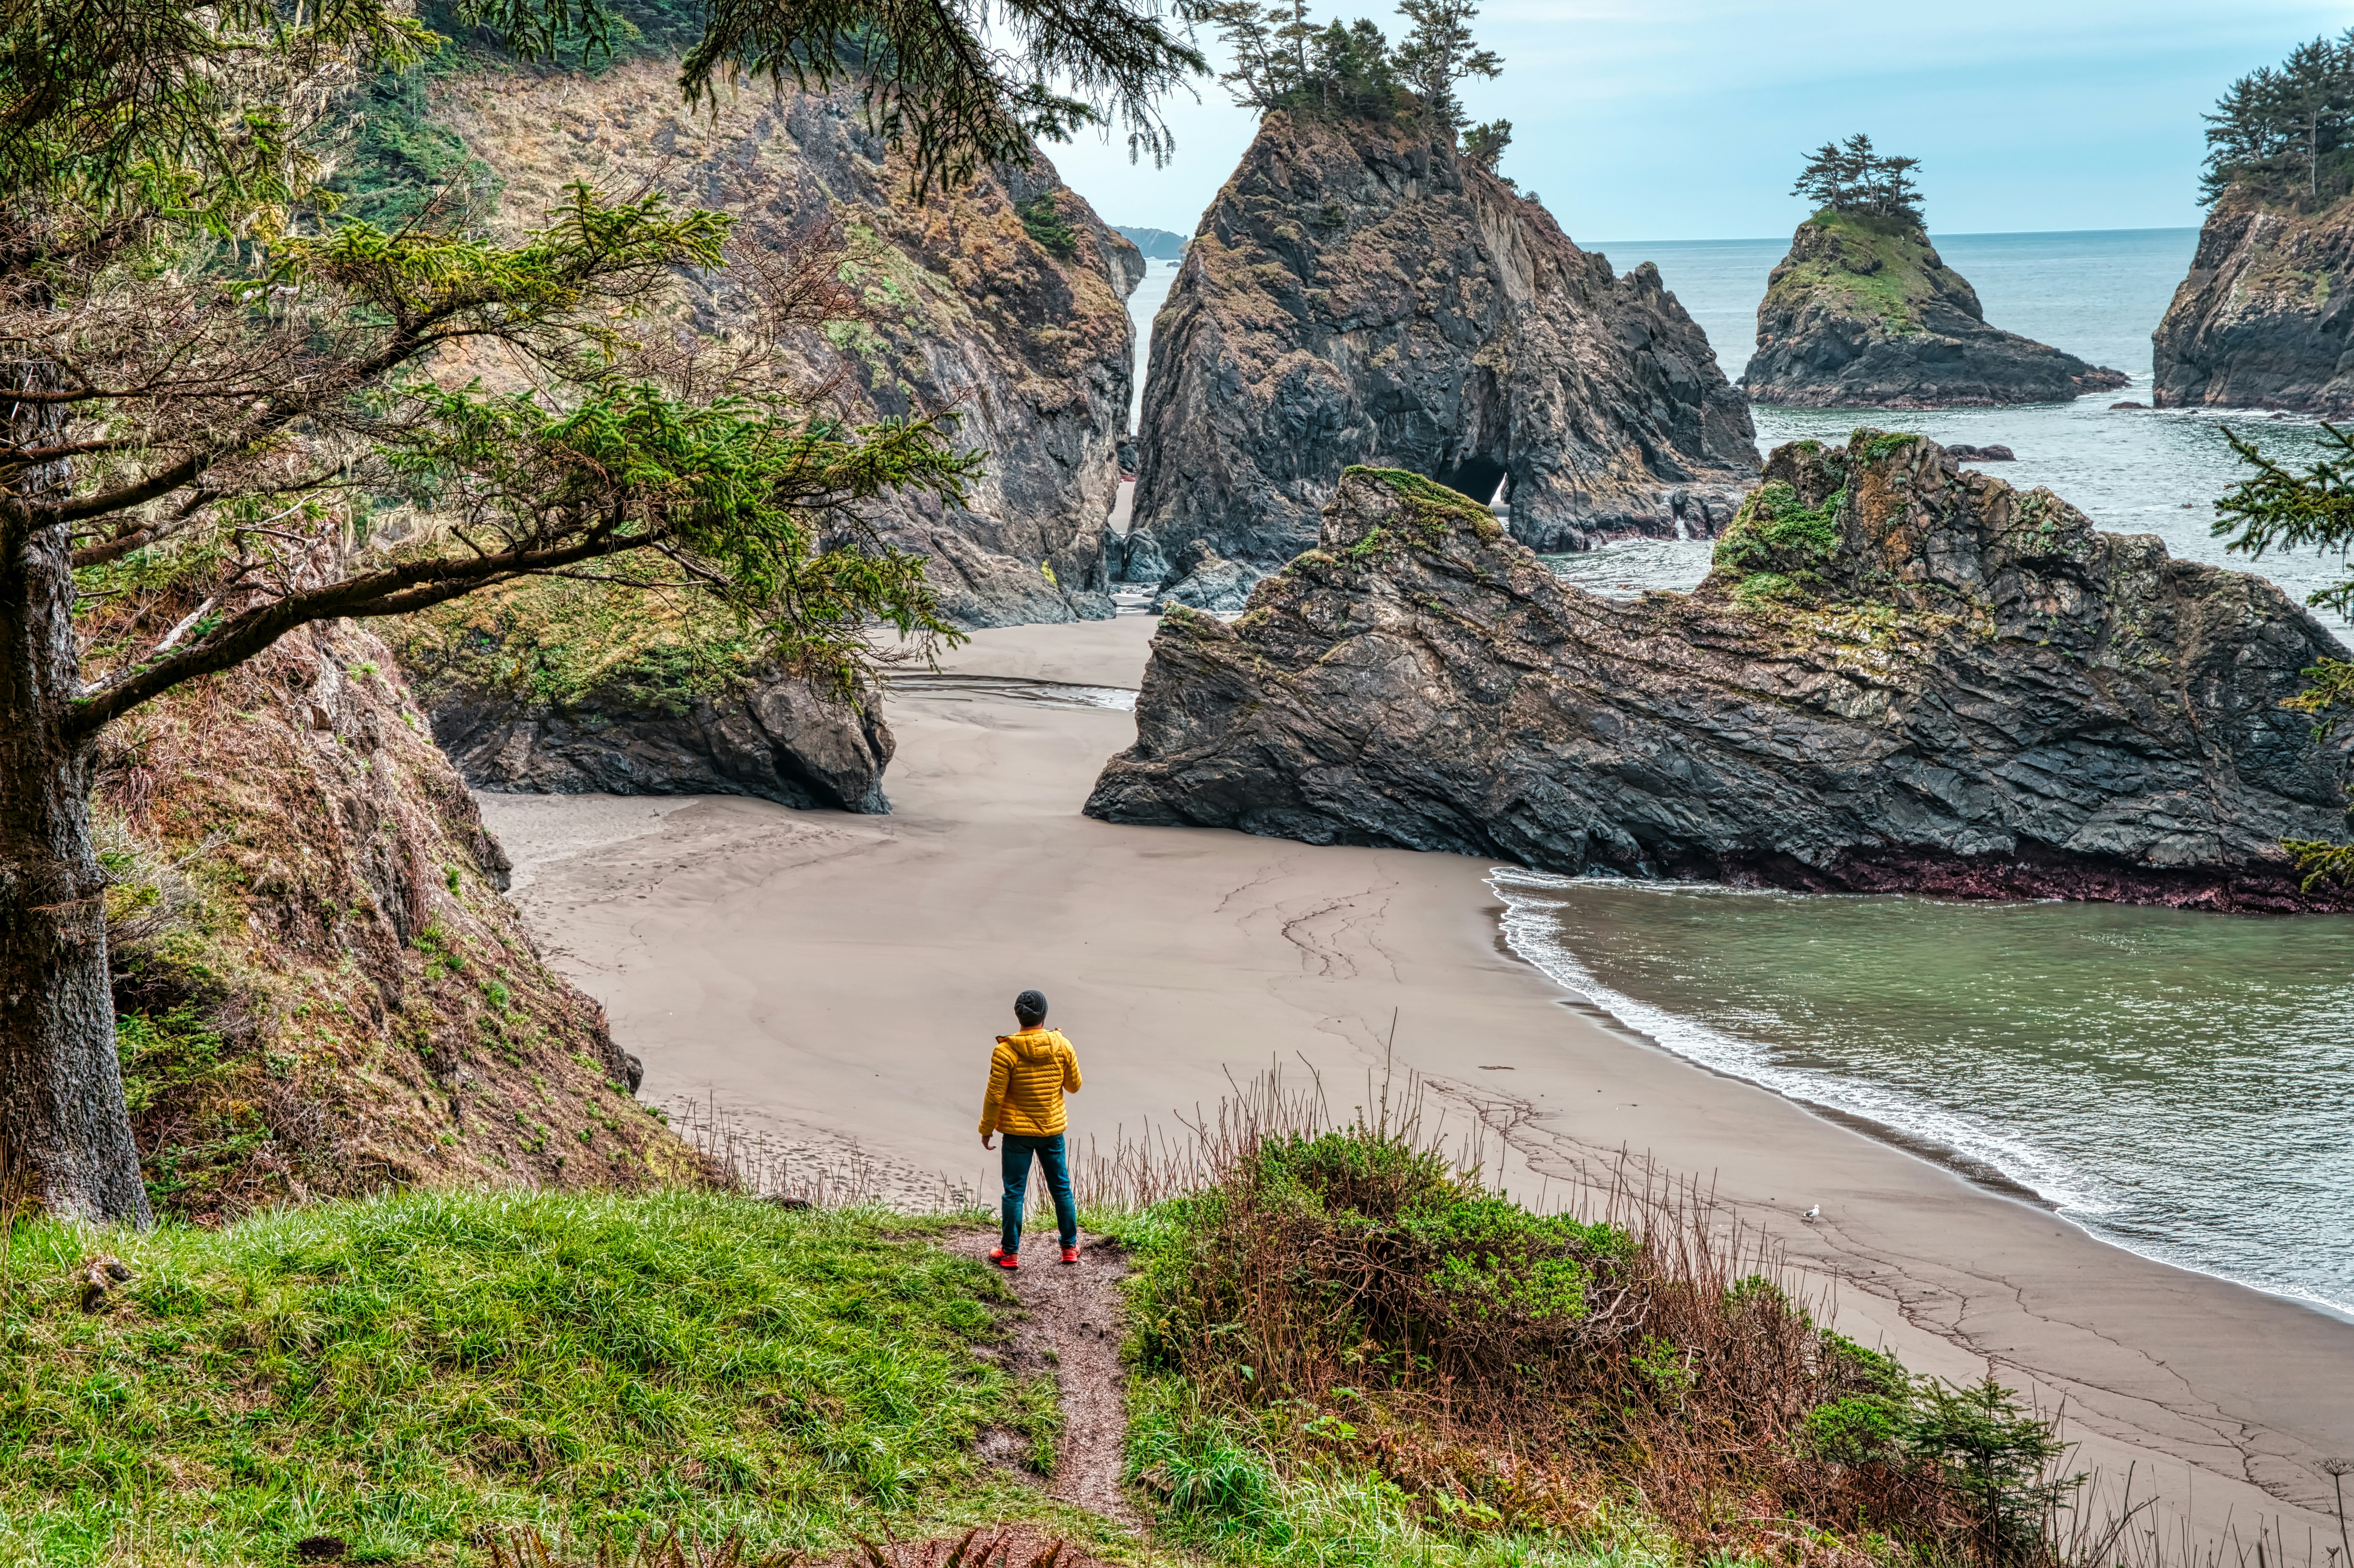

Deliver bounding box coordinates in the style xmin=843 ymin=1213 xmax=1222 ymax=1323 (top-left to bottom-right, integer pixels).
xmin=980 ymin=988 xmax=1081 ymax=1269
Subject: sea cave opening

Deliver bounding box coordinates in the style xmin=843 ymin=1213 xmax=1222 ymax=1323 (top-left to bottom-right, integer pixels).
xmin=1428 ymin=456 xmax=1509 ymax=509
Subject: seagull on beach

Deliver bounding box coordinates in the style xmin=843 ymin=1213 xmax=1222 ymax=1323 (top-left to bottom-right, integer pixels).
xmin=1801 ymin=1205 xmax=1821 ymax=1222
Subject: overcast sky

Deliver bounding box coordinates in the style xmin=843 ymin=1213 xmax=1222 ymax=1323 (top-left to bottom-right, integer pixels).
xmin=1045 ymin=0 xmax=2350 ymax=244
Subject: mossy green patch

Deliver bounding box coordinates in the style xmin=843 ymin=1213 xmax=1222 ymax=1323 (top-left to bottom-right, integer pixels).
xmin=1732 ymin=571 xmax=1803 ymax=607
xmin=393 ymin=575 xmax=772 ymax=717
xmin=1346 ymin=467 xmax=1502 ymax=544
xmin=1712 ymin=481 xmax=1844 ymax=575
xmin=1764 ymin=210 xmax=1945 ymax=333
xmin=1858 ymin=430 xmax=1924 ymax=464
xmin=0 ymin=1193 xmax=1052 ymax=1565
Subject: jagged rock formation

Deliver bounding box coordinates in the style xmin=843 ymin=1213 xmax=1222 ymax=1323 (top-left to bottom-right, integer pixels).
xmin=1744 ymin=212 xmax=2128 ymax=407
xmin=435 ymin=62 xmax=1138 ymax=628
xmin=394 ymin=580 xmax=895 ymax=812
xmin=1128 ymin=111 xmax=1758 ymax=567
xmin=94 ymin=619 xmax=708 ymax=1221
xmin=1087 ymin=446 xmax=2354 ymax=911
xmin=2154 ymin=189 xmax=2354 ymax=413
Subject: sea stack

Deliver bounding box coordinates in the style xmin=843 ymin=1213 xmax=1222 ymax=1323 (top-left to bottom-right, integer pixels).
xmin=1743 ymin=213 xmax=2128 ymax=406
xmin=1127 ymin=110 xmax=1758 ymax=573
xmin=2154 ymin=188 xmax=2354 ymax=413
xmin=1086 ymin=438 xmax=2354 ymax=912
xmin=2152 ymin=36 xmax=2354 ymax=413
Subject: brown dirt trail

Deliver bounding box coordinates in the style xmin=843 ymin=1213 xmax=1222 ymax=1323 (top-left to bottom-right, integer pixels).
xmin=951 ymin=1232 xmax=1138 ymax=1530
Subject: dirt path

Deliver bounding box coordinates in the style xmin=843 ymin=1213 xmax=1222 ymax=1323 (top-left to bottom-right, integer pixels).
xmin=951 ymin=1231 xmax=1138 ymax=1530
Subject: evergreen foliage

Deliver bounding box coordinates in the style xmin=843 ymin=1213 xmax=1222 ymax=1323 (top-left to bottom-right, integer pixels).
xmin=1391 ymin=0 xmax=1498 ymax=130
xmin=1015 ymin=191 xmax=1081 ymax=255
xmin=2211 ymin=424 xmax=2354 ymax=887
xmin=2201 ymin=29 xmax=2354 ymax=208
xmin=1461 ymin=116 xmax=1509 ymax=173
xmin=1791 ymin=132 xmax=1924 ymax=224
xmin=1198 ymin=0 xmax=1494 ymax=132
xmin=685 ymin=0 xmax=1203 ymax=198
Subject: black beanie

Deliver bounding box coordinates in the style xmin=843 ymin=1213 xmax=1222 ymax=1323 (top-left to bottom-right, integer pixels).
xmin=1014 ymin=990 xmax=1048 ymax=1026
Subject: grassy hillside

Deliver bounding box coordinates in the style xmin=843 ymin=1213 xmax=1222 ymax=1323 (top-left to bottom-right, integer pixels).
xmin=0 ymin=1194 xmax=1066 ymax=1566
xmin=0 ymin=1121 xmax=2079 ymax=1568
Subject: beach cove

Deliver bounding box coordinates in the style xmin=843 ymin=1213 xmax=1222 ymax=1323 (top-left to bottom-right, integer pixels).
xmin=482 ymin=615 xmax=2354 ymax=1548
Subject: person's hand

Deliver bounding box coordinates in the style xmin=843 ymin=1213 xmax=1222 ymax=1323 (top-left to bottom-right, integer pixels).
xmin=981 ymin=1133 xmax=994 ymax=1151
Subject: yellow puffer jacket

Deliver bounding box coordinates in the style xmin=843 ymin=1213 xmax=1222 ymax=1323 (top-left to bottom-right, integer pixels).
xmin=979 ymin=1028 xmax=1081 ymax=1138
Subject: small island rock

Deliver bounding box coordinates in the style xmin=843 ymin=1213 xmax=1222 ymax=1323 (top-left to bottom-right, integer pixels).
xmin=1744 ymin=212 xmax=2128 ymax=407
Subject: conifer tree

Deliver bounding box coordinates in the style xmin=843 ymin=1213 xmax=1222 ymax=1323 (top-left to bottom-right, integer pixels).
xmin=2212 ymin=424 xmax=2354 ymax=887
xmin=1392 ymin=0 xmax=1500 ymax=130
xmin=2203 ymin=30 xmax=2354 ymax=207
xmin=0 ymin=0 xmax=1201 ymax=1223
xmin=1789 ymin=134 xmax=1924 ymax=224
xmin=1463 ymin=118 xmax=1513 ymax=174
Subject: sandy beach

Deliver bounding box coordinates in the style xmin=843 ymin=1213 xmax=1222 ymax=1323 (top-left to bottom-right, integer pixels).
xmin=479 ymin=614 xmax=2354 ymax=1545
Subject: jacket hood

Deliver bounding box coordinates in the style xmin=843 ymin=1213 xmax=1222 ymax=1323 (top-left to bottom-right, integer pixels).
xmin=999 ymin=1028 xmax=1068 ymax=1063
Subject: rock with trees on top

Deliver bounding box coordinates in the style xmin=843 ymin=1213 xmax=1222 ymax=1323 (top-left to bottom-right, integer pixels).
xmin=1743 ymin=136 xmax=2128 ymax=408
xmin=2155 ymin=28 xmax=2354 ymax=414
xmin=1086 ymin=441 xmax=2354 ymax=912
xmin=1121 ymin=0 xmax=1756 ymax=578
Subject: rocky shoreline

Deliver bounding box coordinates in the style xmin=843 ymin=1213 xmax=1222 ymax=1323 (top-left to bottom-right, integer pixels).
xmin=1087 ymin=443 xmax=2354 ymax=911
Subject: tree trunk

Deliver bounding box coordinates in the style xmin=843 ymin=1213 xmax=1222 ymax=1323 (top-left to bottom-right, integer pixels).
xmin=0 ymin=375 xmax=153 ymax=1228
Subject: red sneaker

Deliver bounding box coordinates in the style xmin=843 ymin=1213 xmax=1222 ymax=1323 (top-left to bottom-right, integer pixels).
xmin=989 ymin=1248 xmax=1019 ymax=1269
xmin=1060 ymin=1245 xmax=1080 ymax=1265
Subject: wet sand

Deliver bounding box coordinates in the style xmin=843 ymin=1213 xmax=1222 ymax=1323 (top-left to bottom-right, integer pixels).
xmin=480 ymin=614 xmax=2354 ymax=1543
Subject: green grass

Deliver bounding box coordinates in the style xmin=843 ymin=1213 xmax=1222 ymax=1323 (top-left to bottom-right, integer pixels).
xmin=1123 ymin=1380 xmax=1692 ymax=1568
xmin=0 ymin=1192 xmax=1058 ymax=1565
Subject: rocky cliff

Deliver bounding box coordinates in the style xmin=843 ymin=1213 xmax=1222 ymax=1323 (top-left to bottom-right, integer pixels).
xmin=2154 ymin=189 xmax=2354 ymax=413
xmin=1087 ymin=443 xmax=2354 ymax=911
xmin=391 ymin=578 xmax=896 ymax=813
xmin=434 ymin=61 xmax=1138 ymax=629
xmin=1744 ymin=212 xmax=2127 ymax=407
xmin=1127 ymin=111 xmax=1758 ymax=571
xmin=92 ymin=618 xmax=709 ymax=1222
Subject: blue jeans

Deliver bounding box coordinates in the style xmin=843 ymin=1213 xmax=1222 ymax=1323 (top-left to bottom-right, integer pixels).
xmin=1000 ymin=1133 xmax=1076 ymax=1255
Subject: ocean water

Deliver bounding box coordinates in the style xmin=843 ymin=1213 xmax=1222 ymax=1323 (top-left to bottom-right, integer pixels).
xmin=1505 ymin=228 xmax=2354 ymax=1319
xmin=1555 ymin=228 xmax=2354 ymax=630
xmin=1493 ymin=872 xmax=2354 ymax=1317
xmin=1126 ymin=259 xmax=1183 ymax=431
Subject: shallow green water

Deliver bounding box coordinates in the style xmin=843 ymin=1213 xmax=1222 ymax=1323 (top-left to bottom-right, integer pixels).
xmin=1493 ymin=871 xmax=2354 ymax=1315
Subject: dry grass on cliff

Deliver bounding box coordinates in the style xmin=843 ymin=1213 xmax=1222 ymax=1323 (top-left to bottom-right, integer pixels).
xmin=85 ymin=615 xmax=712 ymax=1223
